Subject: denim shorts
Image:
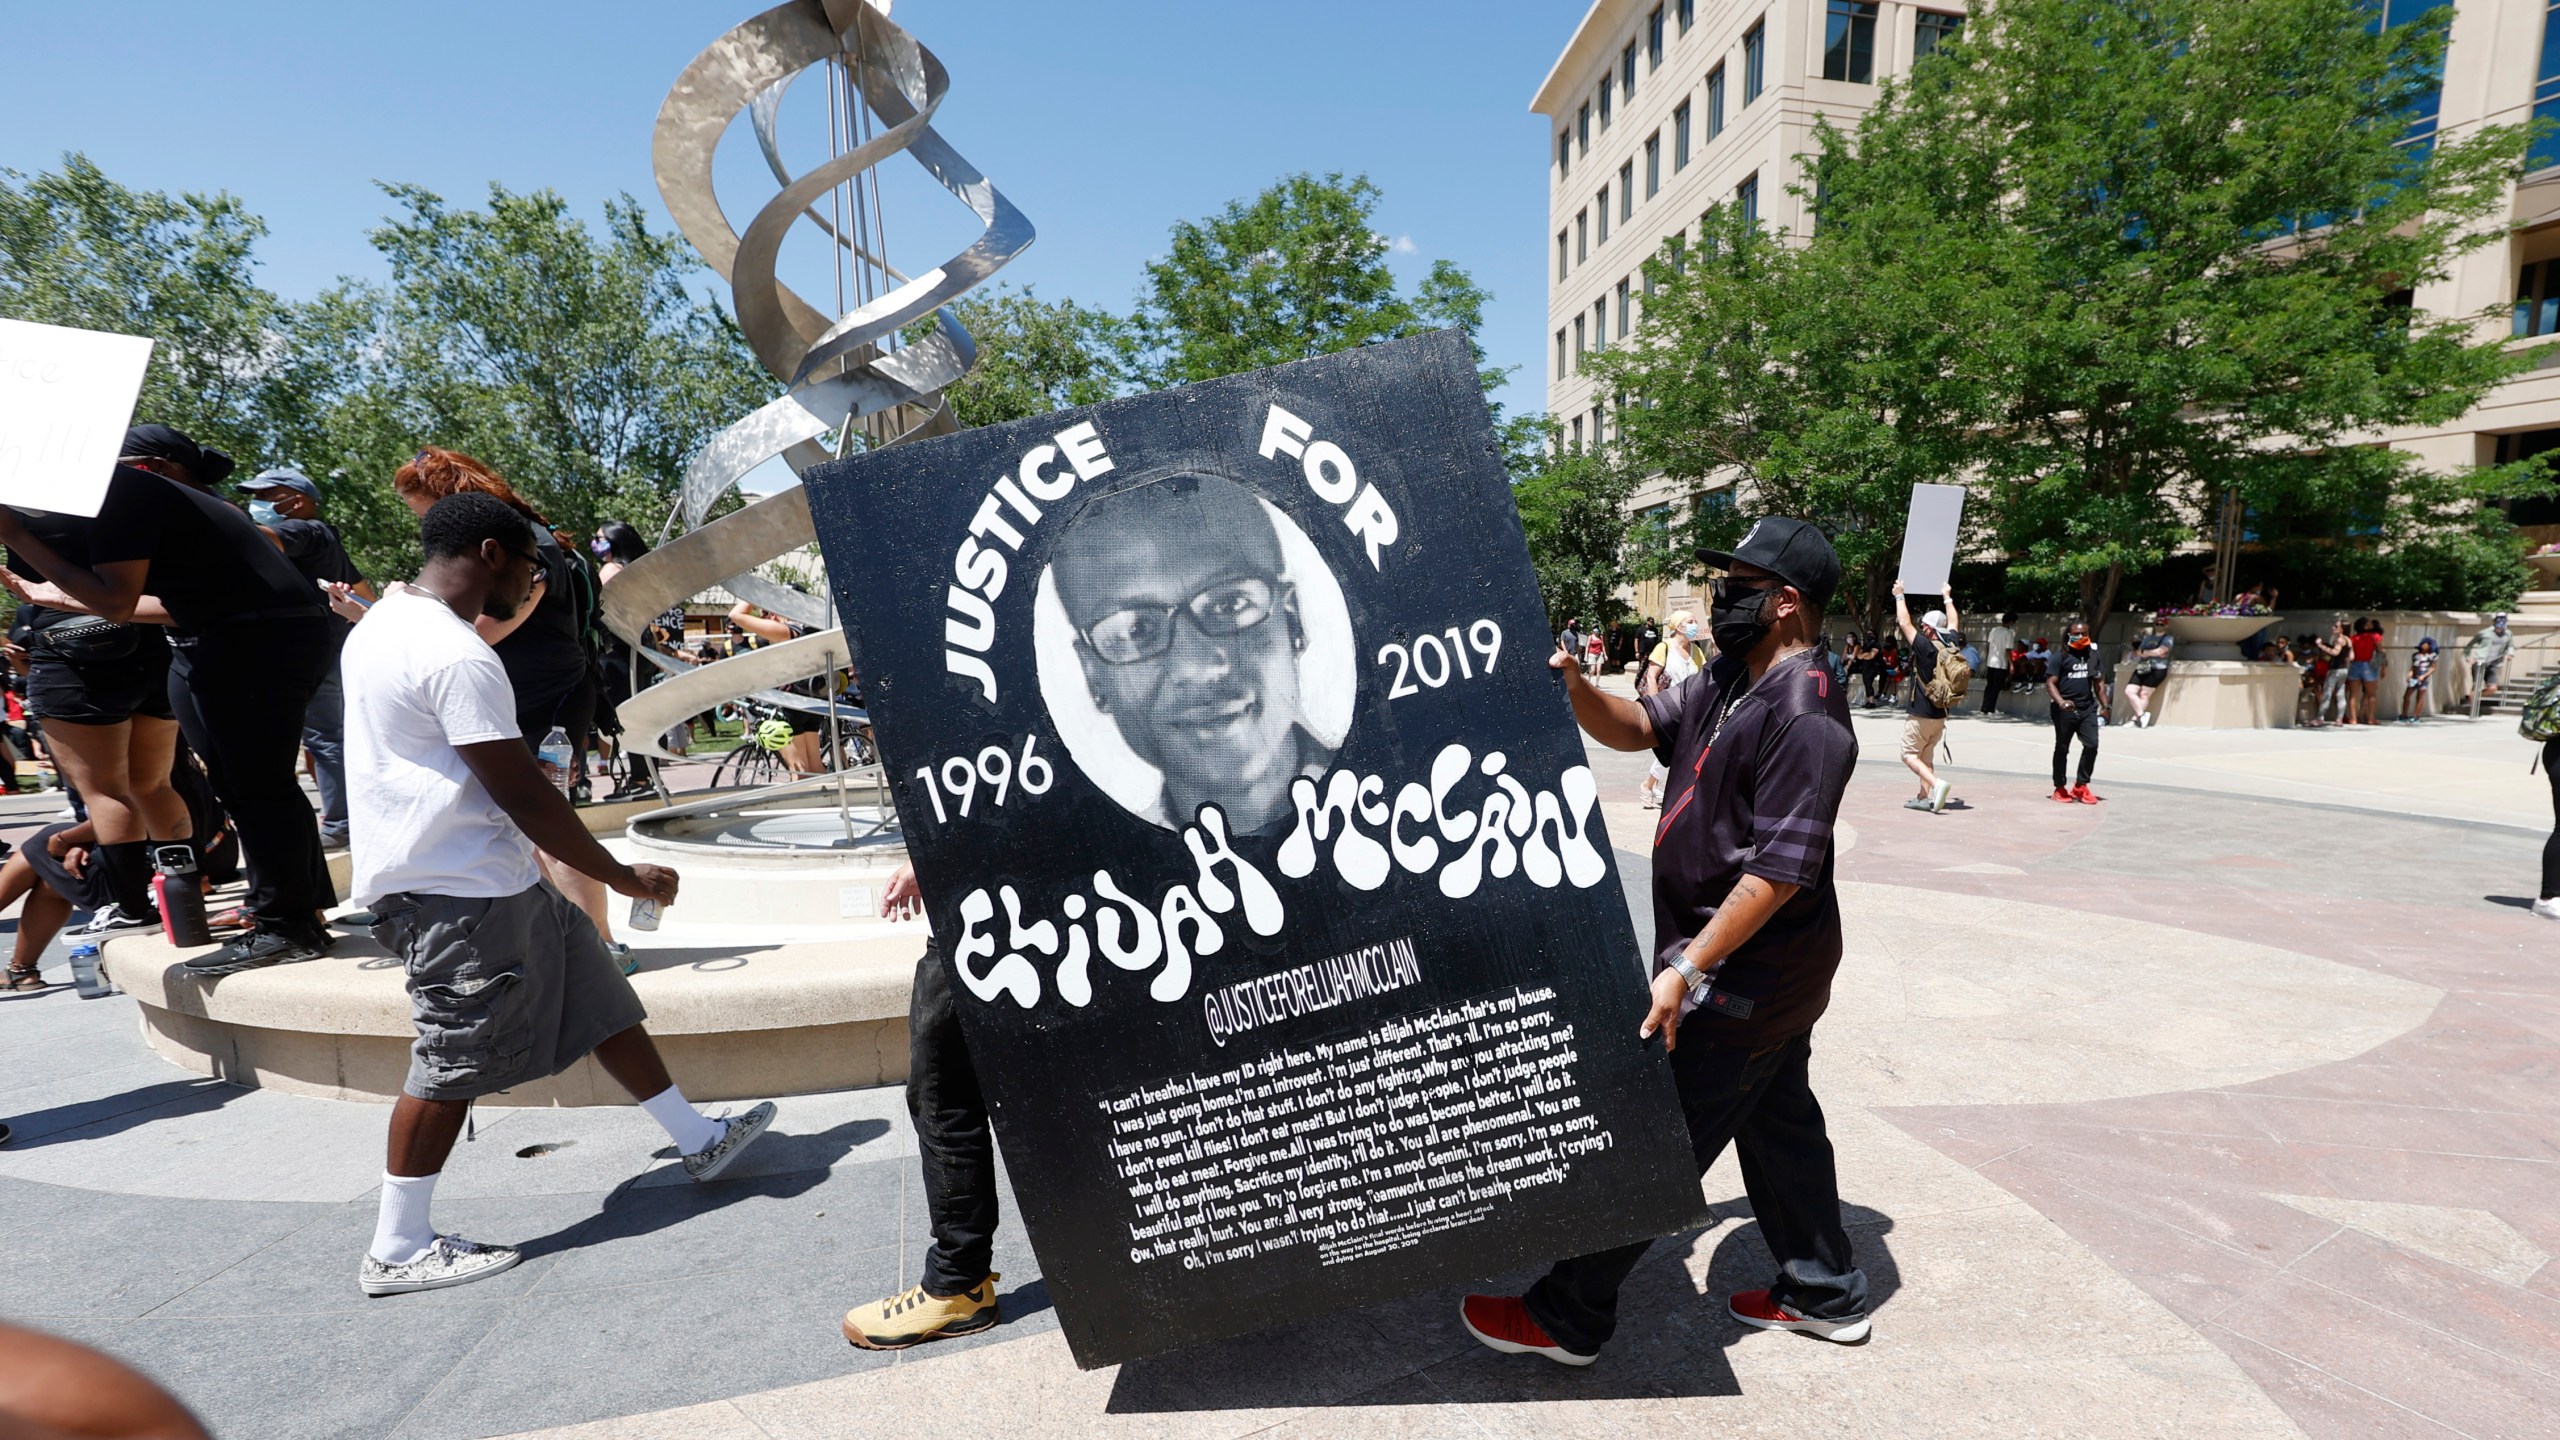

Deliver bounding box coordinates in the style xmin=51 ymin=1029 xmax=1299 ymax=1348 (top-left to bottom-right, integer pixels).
xmin=2348 ymin=661 xmax=2379 ymax=682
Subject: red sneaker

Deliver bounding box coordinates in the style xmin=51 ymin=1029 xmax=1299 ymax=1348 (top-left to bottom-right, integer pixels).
xmin=2049 ymin=787 xmax=2075 ymax=803
xmin=2071 ymin=784 xmax=2102 ymax=805
xmin=1727 ymin=1289 xmax=1870 ymax=1343
xmin=1459 ymin=1294 xmax=1595 ymax=1367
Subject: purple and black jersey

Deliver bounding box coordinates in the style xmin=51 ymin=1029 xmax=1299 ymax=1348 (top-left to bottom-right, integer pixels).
xmin=1637 ymin=647 xmax=1858 ymax=1041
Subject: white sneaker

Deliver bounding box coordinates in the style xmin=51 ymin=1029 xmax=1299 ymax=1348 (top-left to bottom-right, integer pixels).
xmin=1929 ymin=779 xmax=1952 ymax=813
xmin=2533 ymin=898 xmax=2560 ymax=922
xmin=682 ymin=1100 xmax=778 ymax=1182
xmin=359 ymin=1233 xmax=521 ymax=1296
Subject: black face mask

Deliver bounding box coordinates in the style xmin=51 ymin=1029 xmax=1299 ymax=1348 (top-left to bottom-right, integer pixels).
xmin=1708 ymin=578 xmax=1779 ymax=655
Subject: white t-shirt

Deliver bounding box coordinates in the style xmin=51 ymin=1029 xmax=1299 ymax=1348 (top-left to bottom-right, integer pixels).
xmin=343 ymin=587 xmax=541 ymax=903
xmin=1986 ymin=625 xmax=2018 ymax=661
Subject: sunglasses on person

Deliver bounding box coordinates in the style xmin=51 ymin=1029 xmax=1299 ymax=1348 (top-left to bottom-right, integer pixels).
xmin=1080 ymin=576 xmax=1279 ymax=665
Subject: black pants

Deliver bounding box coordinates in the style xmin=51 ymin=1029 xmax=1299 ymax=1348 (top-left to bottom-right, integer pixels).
xmin=2543 ymin=738 xmax=2560 ymax=900
xmin=169 ymin=620 xmax=337 ymax=940
xmin=1523 ymin=1030 xmax=1865 ymax=1355
xmin=1981 ymin=667 xmax=2008 ymax=713
xmin=909 ymin=944 xmax=999 ymax=1295
xmin=2052 ymin=701 xmax=2101 ymax=790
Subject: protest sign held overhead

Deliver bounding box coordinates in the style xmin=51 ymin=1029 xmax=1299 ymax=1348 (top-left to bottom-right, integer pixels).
xmin=0 ymin=318 xmax=155 ymax=518
xmin=1895 ymin=482 xmax=1967 ymax=597
xmin=804 ymin=329 xmax=1704 ymax=1368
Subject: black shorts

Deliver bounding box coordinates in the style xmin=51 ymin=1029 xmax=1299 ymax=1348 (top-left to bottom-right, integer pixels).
xmin=26 ymin=635 xmax=175 ymax=726
xmin=22 ymin=822 xmax=114 ymax=912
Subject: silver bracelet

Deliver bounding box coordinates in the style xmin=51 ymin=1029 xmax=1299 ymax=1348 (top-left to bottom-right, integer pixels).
xmin=1670 ymin=954 xmax=1711 ymax=991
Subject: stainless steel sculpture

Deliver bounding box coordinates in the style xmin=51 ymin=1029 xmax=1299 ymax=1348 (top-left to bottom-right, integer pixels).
xmin=604 ymin=0 xmax=1031 ymax=762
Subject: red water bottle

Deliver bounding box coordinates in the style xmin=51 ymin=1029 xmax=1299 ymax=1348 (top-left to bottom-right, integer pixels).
xmin=153 ymin=844 xmax=212 ymax=948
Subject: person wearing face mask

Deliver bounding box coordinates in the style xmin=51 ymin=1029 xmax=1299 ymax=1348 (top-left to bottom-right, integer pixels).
xmin=242 ymin=469 xmax=375 ymax=852
xmin=1462 ymin=517 xmax=1870 ymax=1366
xmin=2046 ymin=620 xmax=2109 ymax=804
xmin=1635 ymin=610 xmax=1700 ymax=808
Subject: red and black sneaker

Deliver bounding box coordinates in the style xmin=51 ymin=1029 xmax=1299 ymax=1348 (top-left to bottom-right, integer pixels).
xmin=1727 ymin=1289 xmax=1870 ymax=1343
xmin=1459 ymin=1294 xmax=1596 ymax=1367
xmin=2049 ymin=787 xmax=2075 ymax=803
xmin=2071 ymin=784 xmax=2102 ymax=805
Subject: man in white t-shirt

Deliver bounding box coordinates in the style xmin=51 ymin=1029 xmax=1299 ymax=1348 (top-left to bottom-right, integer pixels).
xmin=342 ymin=493 xmax=774 ymax=1296
xmin=1981 ymin=613 xmax=2018 ymax=715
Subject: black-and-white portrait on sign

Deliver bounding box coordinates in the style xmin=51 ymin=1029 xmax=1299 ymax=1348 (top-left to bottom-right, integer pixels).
xmin=1033 ymin=473 xmax=1354 ymax=835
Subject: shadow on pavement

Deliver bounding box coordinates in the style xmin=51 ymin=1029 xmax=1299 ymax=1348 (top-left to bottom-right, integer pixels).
xmin=514 ymin=1114 xmax=893 ymax=1259
xmin=0 ymin=1076 xmax=245 ymax=1148
xmin=1104 ymin=1202 xmax=1897 ymax=1410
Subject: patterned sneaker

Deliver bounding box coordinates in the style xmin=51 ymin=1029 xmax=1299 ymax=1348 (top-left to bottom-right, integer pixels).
xmin=1459 ymin=1294 xmax=1596 ymax=1367
xmin=1727 ymin=1289 xmax=1869 ymax=1343
xmin=76 ymin=903 xmax=158 ymax=937
xmin=842 ymin=1274 xmax=1002 ymax=1349
xmin=359 ymin=1234 xmax=522 ymax=1296
xmin=608 ymin=941 xmax=638 ymax=977
xmin=681 ymin=1100 xmax=777 ymax=1182
xmin=183 ymin=929 xmax=330 ymax=977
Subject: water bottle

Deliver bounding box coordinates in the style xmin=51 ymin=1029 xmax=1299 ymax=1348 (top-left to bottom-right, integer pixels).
xmin=538 ymin=726 xmax=574 ymax=790
xmin=153 ymin=844 xmax=212 ymax=948
xmin=69 ymin=943 xmax=109 ymax=999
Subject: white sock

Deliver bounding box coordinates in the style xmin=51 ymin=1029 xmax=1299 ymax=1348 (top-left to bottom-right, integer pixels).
xmin=371 ymin=1171 xmax=440 ymax=1265
xmin=639 ymin=1083 xmax=724 ymax=1156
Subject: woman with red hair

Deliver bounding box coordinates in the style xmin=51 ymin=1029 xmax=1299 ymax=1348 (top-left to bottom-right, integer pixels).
xmin=389 ymin=450 xmax=623 ymax=958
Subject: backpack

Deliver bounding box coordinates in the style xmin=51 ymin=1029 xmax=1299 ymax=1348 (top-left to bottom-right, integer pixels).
xmin=1924 ymin=638 xmax=1974 ymax=710
xmin=2519 ymin=671 xmax=2560 ymax=744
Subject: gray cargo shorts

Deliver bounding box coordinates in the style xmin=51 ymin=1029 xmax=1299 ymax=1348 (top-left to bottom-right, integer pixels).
xmin=372 ymin=881 xmax=647 ymax=1103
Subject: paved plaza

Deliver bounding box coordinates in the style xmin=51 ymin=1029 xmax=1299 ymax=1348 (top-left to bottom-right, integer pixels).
xmin=2 ymin=701 xmax=2554 ymax=1438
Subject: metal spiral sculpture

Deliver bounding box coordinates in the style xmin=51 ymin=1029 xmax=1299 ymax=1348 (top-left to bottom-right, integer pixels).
xmin=601 ymin=0 xmax=1031 ymax=761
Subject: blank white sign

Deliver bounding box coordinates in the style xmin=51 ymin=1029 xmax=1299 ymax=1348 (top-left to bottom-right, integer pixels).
xmin=0 ymin=318 xmax=155 ymax=518
xmin=1897 ymin=483 xmax=1967 ymax=596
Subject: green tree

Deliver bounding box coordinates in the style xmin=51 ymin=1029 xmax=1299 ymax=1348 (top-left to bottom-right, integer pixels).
xmin=0 ymin=153 xmax=295 ymax=466
xmin=1511 ymin=444 xmax=1638 ymax=633
xmin=938 ymin=283 xmax=1125 ymax=428
xmin=1816 ymin=0 xmax=2547 ymax=619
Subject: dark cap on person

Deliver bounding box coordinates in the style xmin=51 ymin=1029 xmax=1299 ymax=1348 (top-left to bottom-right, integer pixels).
xmin=241 ymin=467 xmax=319 ymax=503
xmin=1699 ymin=517 xmax=1842 ymax=612
xmin=120 ymin=424 xmax=203 ymax=471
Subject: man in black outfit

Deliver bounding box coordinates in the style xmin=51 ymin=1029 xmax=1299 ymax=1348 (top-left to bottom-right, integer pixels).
xmin=2047 ymin=619 xmax=2109 ymax=805
xmin=839 ymin=866 xmax=1005 ymax=1349
xmin=242 ymin=468 xmax=374 ymax=852
xmin=0 ymin=439 xmax=340 ymax=971
xmin=1461 ymin=516 xmax=1871 ymax=1366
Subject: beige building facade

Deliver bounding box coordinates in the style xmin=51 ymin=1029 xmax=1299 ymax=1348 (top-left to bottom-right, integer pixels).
xmin=1533 ymin=0 xmax=2560 ymax=628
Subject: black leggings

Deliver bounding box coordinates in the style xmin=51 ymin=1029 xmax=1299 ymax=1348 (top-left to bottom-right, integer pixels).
xmin=169 ymin=620 xmax=337 ymax=939
xmin=2053 ymin=702 xmax=2101 ymax=789
xmin=2544 ymin=738 xmax=2559 ymax=900
xmin=907 ymin=943 xmax=998 ymax=1295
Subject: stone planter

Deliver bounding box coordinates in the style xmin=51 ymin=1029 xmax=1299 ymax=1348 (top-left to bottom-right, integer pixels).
xmin=2527 ymin=553 xmax=2560 ymax=592
xmin=2163 ymin=613 xmax=2281 ymax=661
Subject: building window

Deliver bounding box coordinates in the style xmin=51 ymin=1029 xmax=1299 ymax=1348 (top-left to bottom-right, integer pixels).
xmin=1593 ymin=297 xmax=1609 ymax=351
xmin=2372 ymin=0 xmax=2440 ymax=152
xmin=1616 ymin=278 xmax=1632 ymax=338
xmin=1674 ymin=101 xmax=1692 ymax=169
xmin=1599 ymin=75 xmax=1613 ymax=131
xmin=1623 ymin=42 xmax=1639 ymax=99
xmin=1743 ymin=21 xmax=1766 ymax=104
xmin=1571 ymin=415 xmax=1584 ymax=450
xmin=1648 ymin=7 xmax=1665 ymax=69
xmin=1824 ymin=2 xmax=1878 ymax=84
xmin=1557 ymin=129 xmax=1572 ymax=177
xmin=1645 ymin=134 xmax=1662 ymax=197
xmin=1913 ymin=10 xmax=1963 ymax=60
xmin=1577 ymin=102 xmax=1591 ymax=154
xmin=1592 ymin=405 xmax=1605 ymax=445
xmin=1557 ymin=231 xmax=1569 ymax=280
xmin=1576 ymin=209 xmax=1589 ymax=261
xmin=1556 ymin=329 xmax=1569 ymax=379
xmin=2517 ymin=258 xmax=2560 ymax=337
xmin=1619 ymin=162 xmax=1634 ymax=220
xmin=1573 ymin=314 xmax=1587 ymax=370
xmin=2534 ymin=0 xmax=2560 ymax=170
xmin=1679 ymin=0 xmax=1696 ymax=34
xmin=1598 ymin=188 xmax=1611 ymax=244
xmin=1737 ymin=172 xmax=1759 ymax=228
xmin=1706 ymin=65 xmax=1726 ymax=139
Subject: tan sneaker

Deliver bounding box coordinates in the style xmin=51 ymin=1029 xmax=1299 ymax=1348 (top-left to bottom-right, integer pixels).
xmin=841 ymin=1274 xmax=1001 ymax=1349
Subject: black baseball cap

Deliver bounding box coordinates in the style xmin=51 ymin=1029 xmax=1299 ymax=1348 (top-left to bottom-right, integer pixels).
xmin=120 ymin=423 xmax=202 ymax=472
xmin=1699 ymin=517 xmax=1842 ymax=612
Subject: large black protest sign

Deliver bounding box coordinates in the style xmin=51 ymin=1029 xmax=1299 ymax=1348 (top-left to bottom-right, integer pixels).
xmin=805 ymin=330 xmax=1702 ymax=1368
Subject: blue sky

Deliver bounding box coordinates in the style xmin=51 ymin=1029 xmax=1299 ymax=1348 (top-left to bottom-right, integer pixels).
xmin=3 ymin=0 xmax=1570 ymax=428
